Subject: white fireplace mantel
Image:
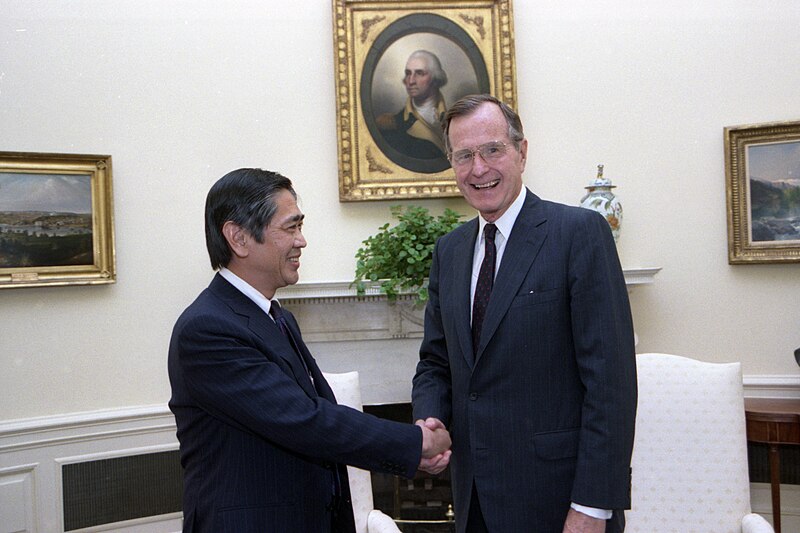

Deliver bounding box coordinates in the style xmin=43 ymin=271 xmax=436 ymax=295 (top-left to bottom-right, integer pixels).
xmin=275 ymin=267 xmax=661 ymax=343
xmin=277 ymin=267 xmax=661 ymax=301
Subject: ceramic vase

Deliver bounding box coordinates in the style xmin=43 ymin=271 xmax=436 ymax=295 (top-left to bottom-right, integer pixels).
xmin=579 ymin=164 xmax=623 ymax=241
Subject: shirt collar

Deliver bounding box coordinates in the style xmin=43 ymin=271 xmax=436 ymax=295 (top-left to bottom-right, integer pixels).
xmin=218 ymin=267 xmax=277 ymax=317
xmin=477 ymin=186 xmax=527 ymax=241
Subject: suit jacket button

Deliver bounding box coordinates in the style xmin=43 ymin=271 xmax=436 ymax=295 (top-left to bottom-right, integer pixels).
xmin=469 ymin=393 xmax=478 ymax=400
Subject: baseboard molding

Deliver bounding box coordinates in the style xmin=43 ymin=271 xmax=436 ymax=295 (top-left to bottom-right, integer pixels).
xmin=0 ymin=405 xmax=175 ymax=454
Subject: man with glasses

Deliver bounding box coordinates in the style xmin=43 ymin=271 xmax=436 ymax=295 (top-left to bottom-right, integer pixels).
xmin=412 ymin=95 xmax=637 ymax=532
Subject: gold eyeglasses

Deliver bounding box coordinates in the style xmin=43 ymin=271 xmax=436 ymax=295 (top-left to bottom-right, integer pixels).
xmin=448 ymin=141 xmax=514 ymax=168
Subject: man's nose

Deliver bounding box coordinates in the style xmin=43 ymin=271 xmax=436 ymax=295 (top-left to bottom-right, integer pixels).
xmin=471 ymin=151 xmax=491 ymax=174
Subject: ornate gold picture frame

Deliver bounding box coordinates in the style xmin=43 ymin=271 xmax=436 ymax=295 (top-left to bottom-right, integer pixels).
xmin=725 ymin=120 xmax=800 ymax=264
xmin=0 ymin=151 xmax=116 ymax=288
xmin=332 ymin=0 xmax=517 ymax=201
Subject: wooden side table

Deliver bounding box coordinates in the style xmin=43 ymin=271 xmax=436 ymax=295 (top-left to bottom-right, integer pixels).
xmin=744 ymin=398 xmax=800 ymax=533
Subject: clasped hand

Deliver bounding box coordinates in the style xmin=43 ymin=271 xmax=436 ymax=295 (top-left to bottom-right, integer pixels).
xmin=417 ymin=417 xmax=452 ymax=474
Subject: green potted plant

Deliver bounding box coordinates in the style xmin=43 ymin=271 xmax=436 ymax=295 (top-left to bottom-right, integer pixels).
xmin=353 ymin=205 xmax=464 ymax=306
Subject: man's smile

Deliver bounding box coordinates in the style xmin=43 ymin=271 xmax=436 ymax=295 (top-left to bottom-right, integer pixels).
xmin=472 ymin=179 xmax=500 ymax=190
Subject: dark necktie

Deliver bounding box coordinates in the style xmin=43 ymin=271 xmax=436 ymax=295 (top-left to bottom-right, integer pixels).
xmin=269 ymin=301 xmax=314 ymax=386
xmin=472 ymin=223 xmax=497 ymax=357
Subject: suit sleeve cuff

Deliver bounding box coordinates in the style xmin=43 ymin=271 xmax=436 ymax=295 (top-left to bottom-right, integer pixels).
xmin=570 ymin=503 xmax=612 ymax=520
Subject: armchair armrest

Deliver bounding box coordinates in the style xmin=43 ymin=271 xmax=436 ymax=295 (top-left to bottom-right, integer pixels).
xmin=367 ymin=509 xmax=401 ymax=533
xmin=742 ymin=513 xmax=775 ymax=533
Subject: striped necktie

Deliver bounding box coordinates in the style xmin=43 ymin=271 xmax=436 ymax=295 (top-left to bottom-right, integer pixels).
xmin=471 ymin=223 xmax=497 ymax=357
xmin=269 ymin=301 xmax=314 ymax=386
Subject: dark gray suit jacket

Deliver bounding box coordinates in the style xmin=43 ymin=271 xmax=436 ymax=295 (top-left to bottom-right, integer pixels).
xmin=412 ymin=190 xmax=637 ymax=532
xmin=168 ymin=274 xmax=421 ymax=533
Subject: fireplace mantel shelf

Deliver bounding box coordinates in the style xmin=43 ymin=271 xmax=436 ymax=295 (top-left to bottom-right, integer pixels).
xmin=274 ymin=267 xmax=661 ymax=344
xmin=277 ymin=267 xmax=661 ymax=302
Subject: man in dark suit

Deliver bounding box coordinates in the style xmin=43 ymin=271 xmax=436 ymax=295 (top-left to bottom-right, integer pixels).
xmin=168 ymin=168 xmax=451 ymax=533
xmin=412 ymin=95 xmax=637 ymax=533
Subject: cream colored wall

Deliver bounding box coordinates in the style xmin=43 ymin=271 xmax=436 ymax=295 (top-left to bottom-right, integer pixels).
xmin=1 ymin=0 xmax=798 ymax=420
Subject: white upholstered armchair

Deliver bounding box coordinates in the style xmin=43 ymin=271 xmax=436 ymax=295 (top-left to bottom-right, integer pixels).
xmin=627 ymin=353 xmax=774 ymax=533
xmin=323 ymin=371 xmax=402 ymax=533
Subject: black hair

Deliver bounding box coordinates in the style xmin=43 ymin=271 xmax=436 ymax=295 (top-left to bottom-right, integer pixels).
xmin=204 ymin=168 xmax=295 ymax=269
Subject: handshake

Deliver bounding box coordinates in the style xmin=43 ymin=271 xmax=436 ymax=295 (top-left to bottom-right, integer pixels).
xmin=417 ymin=417 xmax=452 ymax=474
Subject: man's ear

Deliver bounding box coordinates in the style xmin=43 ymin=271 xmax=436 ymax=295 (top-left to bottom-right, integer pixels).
xmin=222 ymin=221 xmax=249 ymax=258
xmin=518 ymin=138 xmax=529 ymax=171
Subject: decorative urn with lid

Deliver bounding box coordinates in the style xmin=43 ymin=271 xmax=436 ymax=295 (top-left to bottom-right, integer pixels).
xmin=580 ymin=164 xmax=623 ymax=241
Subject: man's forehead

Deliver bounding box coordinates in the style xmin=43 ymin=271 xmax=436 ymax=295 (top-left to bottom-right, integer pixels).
xmin=450 ymin=108 xmax=508 ymax=146
xmin=405 ymin=57 xmax=429 ymax=71
xmin=270 ymin=193 xmax=304 ymax=226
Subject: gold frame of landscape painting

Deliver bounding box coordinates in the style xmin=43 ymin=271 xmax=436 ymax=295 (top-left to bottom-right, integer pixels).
xmin=332 ymin=0 xmax=517 ymax=201
xmin=0 ymin=151 xmax=116 ymax=289
xmin=725 ymin=121 xmax=800 ymax=264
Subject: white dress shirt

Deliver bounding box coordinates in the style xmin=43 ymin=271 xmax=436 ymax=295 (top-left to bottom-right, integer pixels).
xmin=467 ymin=187 xmax=612 ymax=522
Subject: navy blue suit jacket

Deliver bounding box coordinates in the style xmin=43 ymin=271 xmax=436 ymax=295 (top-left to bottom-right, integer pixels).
xmin=412 ymin=190 xmax=637 ymax=532
xmin=168 ymin=274 xmax=421 ymax=532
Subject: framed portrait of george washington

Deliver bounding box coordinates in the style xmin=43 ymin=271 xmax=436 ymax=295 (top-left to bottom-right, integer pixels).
xmin=332 ymin=0 xmax=517 ymax=201
xmin=0 ymin=151 xmax=116 ymax=289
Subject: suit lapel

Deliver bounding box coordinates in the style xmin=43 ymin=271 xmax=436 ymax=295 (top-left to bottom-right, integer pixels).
xmin=452 ymin=220 xmax=479 ymax=367
xmin=283 ymin=312 xmax=332 ymax=401
xmin=209 ymin=275 xmax=318 ymax=398
xmin=474 ymin=192 xmax=548 ymax=365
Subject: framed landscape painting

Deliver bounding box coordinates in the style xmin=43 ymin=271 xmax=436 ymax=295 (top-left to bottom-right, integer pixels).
xmin=725 ymin=120 xmax=800 ymax=264
xmin=0 ymin=152 xmax=116 ymax=288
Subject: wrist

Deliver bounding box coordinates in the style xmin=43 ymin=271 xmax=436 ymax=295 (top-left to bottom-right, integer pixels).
xmin=570 ymin=503 xmax=611 ymax=520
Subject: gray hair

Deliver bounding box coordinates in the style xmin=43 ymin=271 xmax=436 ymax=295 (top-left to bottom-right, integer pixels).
xmin=443 ymin=94 xmax=524 ymax=154
xmin=406 ymin=50 xmax=448 ymax=89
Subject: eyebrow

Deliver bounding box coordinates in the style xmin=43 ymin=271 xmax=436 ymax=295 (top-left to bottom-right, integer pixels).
xmin=283 ymin=214 xmax=305 ymax=225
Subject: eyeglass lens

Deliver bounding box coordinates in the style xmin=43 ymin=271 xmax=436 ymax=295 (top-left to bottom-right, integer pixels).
xmin=451 ymin=142 xmax=508 ymax=166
